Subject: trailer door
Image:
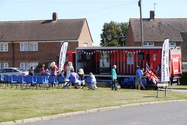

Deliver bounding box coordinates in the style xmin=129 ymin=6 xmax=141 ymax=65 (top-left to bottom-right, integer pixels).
xmin=100 ymin=51 xmax=110 ymax=74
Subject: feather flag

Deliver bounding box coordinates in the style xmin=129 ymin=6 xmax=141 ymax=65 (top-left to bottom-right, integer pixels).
xmin=58 ymin=41 xmax=68 ymax=74
xmin=161 ymin=39 xmax=170 ymax=82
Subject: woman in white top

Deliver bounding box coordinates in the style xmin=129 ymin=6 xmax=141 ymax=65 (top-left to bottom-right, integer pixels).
xmin=66 ymin=62 xmax=74 ymax=79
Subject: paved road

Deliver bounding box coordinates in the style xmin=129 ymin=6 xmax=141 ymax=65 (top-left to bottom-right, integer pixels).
xmin=25 ymin=101 xmax=187 ymax=125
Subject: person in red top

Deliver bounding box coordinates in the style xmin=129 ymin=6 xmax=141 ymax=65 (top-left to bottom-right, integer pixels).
xmin=41 ymin=64 xmax=46 ymax=75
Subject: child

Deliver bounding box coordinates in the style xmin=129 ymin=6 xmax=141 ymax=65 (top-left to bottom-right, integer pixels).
xmin=89 ymin=72 xmax=98 ymax=90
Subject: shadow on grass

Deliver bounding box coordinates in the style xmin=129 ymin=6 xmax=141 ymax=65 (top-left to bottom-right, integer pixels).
xmin=143 ymin=96 xmax=157 ymax=98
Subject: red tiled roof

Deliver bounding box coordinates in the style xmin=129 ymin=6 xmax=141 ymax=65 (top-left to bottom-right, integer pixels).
xmin=0 ymin=18 xmax=87 ymax=42
xmin=130 ymin=18 xmax=187 ymax=42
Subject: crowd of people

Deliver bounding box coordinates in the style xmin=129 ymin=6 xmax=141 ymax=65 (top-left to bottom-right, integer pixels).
xmin=29 ymin=61 xmax=98 ymax=90
xmin=28 ymin=61 xmax=156 ymax=90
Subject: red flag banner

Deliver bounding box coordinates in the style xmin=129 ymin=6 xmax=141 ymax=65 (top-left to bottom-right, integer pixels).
xmin=146 ymin=63 xmax=159 ymax=84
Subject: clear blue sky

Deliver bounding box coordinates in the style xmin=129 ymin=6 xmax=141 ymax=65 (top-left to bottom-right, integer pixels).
xmin=0 ymin=0 xmax=187 ymax=46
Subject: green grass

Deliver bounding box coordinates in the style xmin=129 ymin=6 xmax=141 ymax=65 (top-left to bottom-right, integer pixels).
xmin=0 ymin=85 xmax=187 ymax=122
xmin=168 ymin=85 xmax=187 ymax=89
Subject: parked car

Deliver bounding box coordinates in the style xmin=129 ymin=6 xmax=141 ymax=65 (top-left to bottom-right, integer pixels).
xmin=0 ymin=67 xmax=29 ymax=79
xmin=34 ymin=68 xmax=41 ymax=76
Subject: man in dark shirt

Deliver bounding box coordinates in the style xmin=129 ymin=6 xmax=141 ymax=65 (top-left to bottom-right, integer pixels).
xmin=29 ymin=67 xmax=35 ymax=76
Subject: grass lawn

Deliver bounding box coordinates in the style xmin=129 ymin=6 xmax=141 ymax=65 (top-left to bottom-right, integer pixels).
xmin=0 ymin=85 xmax=187 ymax=122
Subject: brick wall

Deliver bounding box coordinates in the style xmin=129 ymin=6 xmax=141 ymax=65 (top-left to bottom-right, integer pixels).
xmin=78 ymin=21 xmax=93 ymax=47
xmin=126 ymin=22 xmax=135 ymax=46
xmin=1 ymin=42 xmax=79 ymax=67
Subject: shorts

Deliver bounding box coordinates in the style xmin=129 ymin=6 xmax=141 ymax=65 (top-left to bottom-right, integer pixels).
xmin=135 ymin=78 xmax=142 ymax=85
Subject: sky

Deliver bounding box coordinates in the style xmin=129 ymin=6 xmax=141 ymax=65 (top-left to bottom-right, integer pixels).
xmin=0 ymin=0 xmax=187 ymax=46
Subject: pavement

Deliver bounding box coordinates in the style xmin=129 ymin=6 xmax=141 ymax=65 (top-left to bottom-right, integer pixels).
xmin=1 ymin=89 xmax=187 ymax=125
xmin=168 ymin=88 xmax=187 ymax=93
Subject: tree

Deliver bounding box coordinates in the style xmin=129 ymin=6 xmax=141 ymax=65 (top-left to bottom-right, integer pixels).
xmin=100 ymin=21 xmax=128 ymax=47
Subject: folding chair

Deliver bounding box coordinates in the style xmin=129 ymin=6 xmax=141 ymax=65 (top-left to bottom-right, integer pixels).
xmin=0 ymin=75 xmax=4 ymax=87
xmin=17 ymin=75 xmax=27 ymax=89
xmin=121 ymin=78 xmax=128 ymax=88
xmin=58 ymin=76 xmax=65 ymax=88
xmin=49 ymin=75 xmax=59 ymax=88
xmin=36 ymin=76 xmax=49 ymax=89
xmin=3 ymin=75 xmax=9 ymax=87
xmin=12 ymin=75 xmax=18 ymax=81
xmin=83 ymin=76 xmax=95 ymax=90
xmin=7 ymin=75 xmax=17 ymax=88
xmin=27 ymin=75 xmax=36 ymax=89
xmin=63 ymin=79 xmax=70 ymax=89
xmin=69 ymin=76 xmax=81 ymax=89
xmin=127 ymin=76 xmax=135 ymax=89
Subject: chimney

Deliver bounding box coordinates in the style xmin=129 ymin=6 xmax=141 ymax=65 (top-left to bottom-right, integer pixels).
xmin=150 ymin=10 xmax=155 ymax=20
xmin=52 ymin=12 xmax=58 ymax=21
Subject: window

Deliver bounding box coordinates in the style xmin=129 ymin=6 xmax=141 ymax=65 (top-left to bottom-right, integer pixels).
xmin=169 ymin=42 xmax=176 ymax=47
xmin=0 ymin=43 xmax=8 ymax=52
xmin=29 ymin=43 xmax=38 ymax=51
xmin=182 ymin=62 xmax=187 ymax=71
xmin=84 ymin=43 xmax=88 ymax=47
xmin=20 ymin=62 xmax=38 ymax=70
xmin=143 ymin=43 xmax=154 ymax=46
xmin=127 ymin=53 xmax=134 ymax=65
xmin=0 ymin=62 xmax=8 ymax=69
xmin=20 ymin=43 xmax=38 ymax=51
xmin=30 ymin=62 xmax=38 ymax=68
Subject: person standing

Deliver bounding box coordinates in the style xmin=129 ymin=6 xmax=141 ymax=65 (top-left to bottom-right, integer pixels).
xmin=50 ymin=62 xmax=58 ymax=78
xmin=135 ymin=67 xmax=146 ymax=90
xmin=66 ymin=62 xmax=74 ymax=79
xmin=41 ymin=64 xmax=45 ymax=75
xmin=29 ymin=67 xmax=35 ymax=76
xmin=29 ymin=67 xmax=35 ymax=86
xmin=111 ymin=65 xmax=118 ymax=90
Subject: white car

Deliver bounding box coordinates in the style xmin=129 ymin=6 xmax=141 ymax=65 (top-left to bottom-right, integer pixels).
xmin=0 ymin=67 xmax=29 ymax=79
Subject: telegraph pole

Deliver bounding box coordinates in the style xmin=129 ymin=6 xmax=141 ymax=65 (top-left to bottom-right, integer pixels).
xmin=138 ymin=0 xmax=144 ymax=46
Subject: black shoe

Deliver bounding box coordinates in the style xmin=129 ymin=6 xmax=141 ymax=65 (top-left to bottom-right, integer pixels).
xmin=75 ymin=86 xmax=78 ymax=89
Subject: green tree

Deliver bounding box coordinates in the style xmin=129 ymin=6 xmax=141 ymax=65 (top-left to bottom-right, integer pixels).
xmin=118 ymin=22 xmax=128 ymax=46
xmin=100 ymin=21 xmax=128 ymax=47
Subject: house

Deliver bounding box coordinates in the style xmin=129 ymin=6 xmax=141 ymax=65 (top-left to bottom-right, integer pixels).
xmin=181 ymin=32 xmax=187 ymax=70
xmin=0 ymin=12 xmax=93 ymax=70
xmin=126 ymin=11 xmax=187 ymax=68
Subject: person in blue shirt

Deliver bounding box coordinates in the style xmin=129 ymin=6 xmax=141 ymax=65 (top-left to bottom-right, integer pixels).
xmin=111 ymin=65 xmax=118 ymax=90
xmin=135 ymin=67 xmax=146 ymax=90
